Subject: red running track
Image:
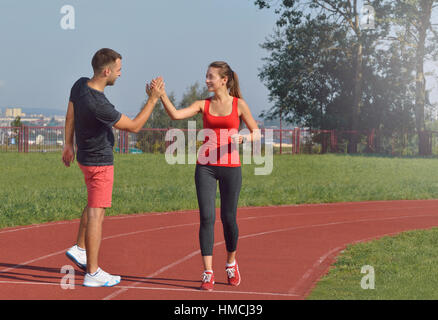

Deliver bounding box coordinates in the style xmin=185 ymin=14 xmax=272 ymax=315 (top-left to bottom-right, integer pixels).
xmin=1 ymin=199 xmax=438 ymax=300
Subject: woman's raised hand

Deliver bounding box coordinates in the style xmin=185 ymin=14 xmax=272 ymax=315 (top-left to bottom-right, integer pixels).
xmin=146 ymin=76 xmax=165 ymax=99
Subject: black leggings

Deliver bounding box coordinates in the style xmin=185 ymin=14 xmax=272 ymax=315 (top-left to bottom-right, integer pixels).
xmin=195 ymin=164 xmax=242 ymax=256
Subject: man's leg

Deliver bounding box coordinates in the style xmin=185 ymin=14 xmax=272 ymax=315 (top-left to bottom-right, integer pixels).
xmin=66 ymin=206 xmax=88 ymax=270
xmin=76 ymin=206 xmax=88 ymax=249
xmin=85 ymin=207 xmax=105 ymax=274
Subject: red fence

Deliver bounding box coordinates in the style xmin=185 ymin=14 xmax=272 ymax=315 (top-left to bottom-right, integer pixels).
xmin=1 ymin=126 xmax=437 ymax=156
xmin=0 ymin=126 xmax=64 ymax=153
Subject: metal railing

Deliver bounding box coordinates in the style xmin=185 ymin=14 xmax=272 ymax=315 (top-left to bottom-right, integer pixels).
xmin=2 ymin=125 xmax=437 ymax=156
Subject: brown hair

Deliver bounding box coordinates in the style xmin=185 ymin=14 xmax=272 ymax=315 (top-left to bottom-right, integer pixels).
xmin=91 ymin=48 xmax=122 ymax=73
xmin=208 ymin=61 xmax=242 ymax=98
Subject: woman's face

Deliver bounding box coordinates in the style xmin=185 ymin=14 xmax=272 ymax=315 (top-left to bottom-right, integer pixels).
xmin=205 ymin=67 xmax=227 ymax=92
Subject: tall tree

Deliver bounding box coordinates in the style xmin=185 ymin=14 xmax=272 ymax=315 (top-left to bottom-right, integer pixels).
xmin=391 ymin=0 xmax=438 ymax=155
xmin=255 ymin=0 xmax=392 ymax=153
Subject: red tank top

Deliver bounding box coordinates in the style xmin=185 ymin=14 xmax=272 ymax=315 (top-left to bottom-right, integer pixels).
xmin=197 ymin=97 xmax=241 ymax=167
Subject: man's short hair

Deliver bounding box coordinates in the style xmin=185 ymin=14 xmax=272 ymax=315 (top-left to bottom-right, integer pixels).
xmin=91 ymin=48 xmax=122 ymax=73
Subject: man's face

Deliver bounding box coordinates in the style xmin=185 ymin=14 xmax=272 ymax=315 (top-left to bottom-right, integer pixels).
xmin=106 ymin=58 xmax=122 ymax=86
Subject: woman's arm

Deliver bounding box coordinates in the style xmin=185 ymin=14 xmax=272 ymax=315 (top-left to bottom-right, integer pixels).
xmin=148 ymin=80 xmax=203 ymax=120
xmin=238 ymin=99 xmax=261 ymax=143
xmin=161 ymin=93 xmax=203 ymax=120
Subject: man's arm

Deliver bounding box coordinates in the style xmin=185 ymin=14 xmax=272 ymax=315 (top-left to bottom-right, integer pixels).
xmin=113 ymin=97 xmax=158 ymax=133
xmin=62 ymin=101 xmax=75 ymax=167
xmin=113 ymin=77 xmax=164 ymax=133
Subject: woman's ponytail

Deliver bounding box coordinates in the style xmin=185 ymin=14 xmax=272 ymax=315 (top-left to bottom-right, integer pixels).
xmin=228 ymin=70 xmax=242 ymax=99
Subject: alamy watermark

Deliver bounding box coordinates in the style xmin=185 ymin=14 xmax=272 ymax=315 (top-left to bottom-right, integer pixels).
xmin=165 ymin=122 xmax=273 ymax=175
xmin=60 ymin=5 xmax=75 ymax=30
xmin=60 ymin=265 xmax=75 ymax=289
xmin=360 ymin=265 xmax=375 ymax=290
xmin=360 ymin=4 xmax=375 ymax=30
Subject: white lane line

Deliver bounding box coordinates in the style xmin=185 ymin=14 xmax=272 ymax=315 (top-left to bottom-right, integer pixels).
xmin=0 ymin=222 xmax=200 ymax=274
xmin=0 ymin=249 xmax=68 ymax=274
xmin=0 ymin=210 xmax=198 ymax=235
xmin=0 ymin=280 xmax=299 ymax=297
xmin=2 ymin=199 xmax=437 ymax=235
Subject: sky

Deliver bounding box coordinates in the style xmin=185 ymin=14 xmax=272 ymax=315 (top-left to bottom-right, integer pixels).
xmin=0 ymin=0 xmax=278 ymax=119
xmin=0 ymin=0 xmax=436 ymax=120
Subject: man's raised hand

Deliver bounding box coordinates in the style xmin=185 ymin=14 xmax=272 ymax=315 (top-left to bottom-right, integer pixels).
xmin=146 ymin=76 xmax=165 ymax=99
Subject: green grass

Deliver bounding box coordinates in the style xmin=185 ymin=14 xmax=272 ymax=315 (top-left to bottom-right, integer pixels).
xmin=308 ymin=227 xmax=438 ymax=300
xmin=2 ymin=152 xmax=438 ymax=228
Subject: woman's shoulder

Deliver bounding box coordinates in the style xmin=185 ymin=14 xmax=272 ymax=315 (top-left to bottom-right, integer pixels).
xmin=195 ymin=98 xmax=210 ymax=113
xmin=236 ymin=97 xmax=250 ymax=114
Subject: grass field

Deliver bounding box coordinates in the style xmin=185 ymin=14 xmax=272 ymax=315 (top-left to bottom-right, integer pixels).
xmin=308 ymin=227 xmax=438 ymax=300
xmin=2 ymin=152 xmax=438 ymax=228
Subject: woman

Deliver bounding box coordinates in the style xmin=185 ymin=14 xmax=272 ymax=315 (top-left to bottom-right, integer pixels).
xmin=149 ymin=61 xmax=259 ymax=291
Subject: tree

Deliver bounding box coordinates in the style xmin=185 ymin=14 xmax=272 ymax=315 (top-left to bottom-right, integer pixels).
xmin=255 ymin=0 xmax=393 ymax=153
xmin=390 ymin=0 xmax=438 ymax=155
xmin=10 ymin=115 xmax=22 ymax=128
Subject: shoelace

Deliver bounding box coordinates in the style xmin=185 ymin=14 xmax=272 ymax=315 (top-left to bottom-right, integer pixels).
xmin=226 ymin=267 xmax=235 ymax=278
xmin=202 ymin=272 xmax=213 ymax=283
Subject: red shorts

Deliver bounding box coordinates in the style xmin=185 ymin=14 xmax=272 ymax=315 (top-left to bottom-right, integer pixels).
xmin=79 ymin=163 xmax=114 ymax=208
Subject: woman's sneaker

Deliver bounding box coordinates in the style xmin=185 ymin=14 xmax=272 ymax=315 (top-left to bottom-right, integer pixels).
xmin=65 ymin=245 xmax=87 ymax=271
xmin=83 ymin=268 xmax=121 ymax=287
xmin=226 ymin=261 xmax=241 ymax=286
xmin=200 ymin=271 xmax=214 ymax=291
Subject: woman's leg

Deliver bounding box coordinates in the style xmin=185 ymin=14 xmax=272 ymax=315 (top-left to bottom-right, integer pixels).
xmin=195 ymin=165 xmax=218 ymax=271
xmin=218 ymin=166 xmax=242 ymax=263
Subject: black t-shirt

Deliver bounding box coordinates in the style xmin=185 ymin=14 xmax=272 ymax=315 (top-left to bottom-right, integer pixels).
xmin=69 ymin=77 xmax=122 ymax=166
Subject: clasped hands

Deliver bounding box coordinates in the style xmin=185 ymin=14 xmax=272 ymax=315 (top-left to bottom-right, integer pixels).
xmin=146 ymin=77 xmax=166 ymax=99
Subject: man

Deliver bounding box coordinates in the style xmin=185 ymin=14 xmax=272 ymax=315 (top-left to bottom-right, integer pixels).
xmin=62 ymin=48 xmax=163 ymax=287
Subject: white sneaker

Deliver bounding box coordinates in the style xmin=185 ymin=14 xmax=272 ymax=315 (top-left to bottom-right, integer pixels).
xmin=66 ymin=245 xmax=87 ymax=271
xmin=83 ymin=268 xmax=121 ymax=287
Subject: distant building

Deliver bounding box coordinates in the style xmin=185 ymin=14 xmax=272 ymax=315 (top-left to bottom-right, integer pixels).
xmin=5 ymin=108 xmax=24 ymax=118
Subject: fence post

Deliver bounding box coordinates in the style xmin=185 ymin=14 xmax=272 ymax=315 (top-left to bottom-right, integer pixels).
xmin=280 ymin=129 xmax=283 ymax=155
xmin=292 ymin=129 xmax=295 ymax=155
xmin=24 ymin=126 xmax=29 ymax=153
xmin=124 ymin=130 xmax=129 ymax=154
xmin=118 ymin=129 xmax=124 ymax=154
xmin=294 ymin=128 xmax=301 ymax=154
xmin=330 ymin=130 xmax=336 ymax=153
xmin=321 ymin=130 xmax=328 ymax=154
xmin=368 ymin=129 xmax=375 ymax=153
xmin=19 ymin=125 xmax=24 ymax=153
